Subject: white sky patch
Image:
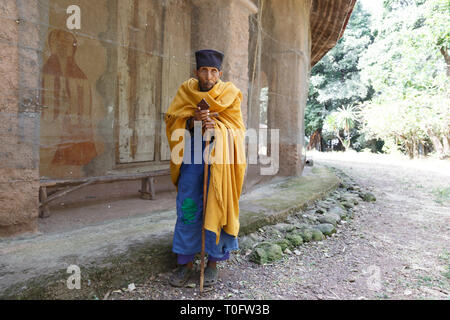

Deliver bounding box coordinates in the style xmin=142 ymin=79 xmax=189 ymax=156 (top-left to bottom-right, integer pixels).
xmin=359 ymin=0 xmax=383 ymax=18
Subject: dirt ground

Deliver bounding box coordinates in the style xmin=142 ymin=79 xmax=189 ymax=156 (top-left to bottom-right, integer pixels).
xmin=105 ymin=151 xmax=450 ymax=300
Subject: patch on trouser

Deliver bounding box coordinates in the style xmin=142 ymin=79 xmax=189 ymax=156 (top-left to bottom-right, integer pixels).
xmin=180 ymin=197 xmax=198 ymax=225
xmin=176 ymin=169 xmax=205 ymax=226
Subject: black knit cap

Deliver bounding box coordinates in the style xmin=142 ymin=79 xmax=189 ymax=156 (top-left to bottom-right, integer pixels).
xmin=195 ymin=49 xmax=224 ymax=70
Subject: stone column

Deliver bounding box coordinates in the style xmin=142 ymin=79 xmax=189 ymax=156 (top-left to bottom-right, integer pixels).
xmin=191 ymin=0 xmax=258 ymax=126
xmin=0 ymin=1 xmax=41 ymax=237
xmin=264 ymin=0 xmax=312 ymax=176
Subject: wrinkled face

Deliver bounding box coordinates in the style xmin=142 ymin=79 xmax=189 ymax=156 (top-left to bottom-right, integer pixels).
xmin=194 ymin=66 xmax=223 ymax=92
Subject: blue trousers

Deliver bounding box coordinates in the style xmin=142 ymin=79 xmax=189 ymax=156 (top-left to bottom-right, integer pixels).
xmin=172 ymin=136 xmax=238 ymax=264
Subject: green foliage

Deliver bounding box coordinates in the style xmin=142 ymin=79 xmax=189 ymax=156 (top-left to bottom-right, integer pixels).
xmin=306 ymin=0 xmax=449 ymax=157
xmin=323 ymin=105 xmax=359 ymax=150
xmin=359 ymin=0 xmax=450 ymax=158
xmin=305 ymin=2 xmax=374 ymax=139
xmin=361 ymin=0 xmax=449 ymax=96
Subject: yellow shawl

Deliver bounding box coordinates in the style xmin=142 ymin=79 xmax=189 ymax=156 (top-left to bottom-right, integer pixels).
xmin=164 ymin=78 xmax=247 ymax=244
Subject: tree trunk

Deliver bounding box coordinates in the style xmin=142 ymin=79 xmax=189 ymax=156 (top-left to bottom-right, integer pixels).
xmin=418 ymin=140 xmax=425 ymax=157
xmin=427 ymin=128 xmax=444 ymax=156
xmin=443 ymin=130 xmax=450 ymax=157
xmin=344 ymin=129 xmax=351 ymax=150
xmin=413 ymin=138 xmax=419 ymax=158
xmin=440 ymin=46 xmax=450 ymax=77
xmin=405 ymin=139 xmax=414 ymax=159
xmin=307 ymin=128 xmax=322 ymax=151
xmin=336 ymin=131 xmax=346 ymax=151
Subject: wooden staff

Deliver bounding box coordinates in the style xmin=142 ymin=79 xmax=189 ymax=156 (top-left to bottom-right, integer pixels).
xmin=198 ymin=99 xmax=213 ymax=293
xmin=200 ymin=137 xmax=210 ymax=293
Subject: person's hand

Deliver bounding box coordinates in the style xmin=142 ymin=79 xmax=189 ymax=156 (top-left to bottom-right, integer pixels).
xmin=194 ymin=107 xmax=210 ymax=122
xmin=203 ymin=117 xmax=215 ymax=130
xmin=195 ymin=107 xmax=215 ymax=129
xmin=194 ymin=107 xmax=202 ymax=121
xmin=198 ymin=107 xmax=210 ymax=122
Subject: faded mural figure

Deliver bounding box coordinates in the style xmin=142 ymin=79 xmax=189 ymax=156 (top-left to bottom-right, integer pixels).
xmin=41 ymin=29 xmax=97 ymax=166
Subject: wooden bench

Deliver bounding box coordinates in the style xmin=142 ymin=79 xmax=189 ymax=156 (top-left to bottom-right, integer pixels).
xmin=39 ymin=169 xmax=171 ymax=218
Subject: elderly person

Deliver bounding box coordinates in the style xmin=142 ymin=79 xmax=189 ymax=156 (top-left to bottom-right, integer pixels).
xmin=164 ymin=49 xmax=246 ymax=287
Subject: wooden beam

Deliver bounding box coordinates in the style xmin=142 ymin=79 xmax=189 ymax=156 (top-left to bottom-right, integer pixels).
xmin=40 ymin=180 xmax=95 ymax=207
xmin=40 ymin=169 xmax=170 ymax=187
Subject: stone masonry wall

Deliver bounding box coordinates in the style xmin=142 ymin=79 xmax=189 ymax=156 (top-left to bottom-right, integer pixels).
xmin=0 ymin=0 xmax=41 ymax=236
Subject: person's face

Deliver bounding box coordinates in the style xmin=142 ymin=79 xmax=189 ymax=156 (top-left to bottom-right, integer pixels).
xmin=49 ymin=30 xmax=76 ymax=58
xmin=194 ymin=66 xmax=222 ymax=91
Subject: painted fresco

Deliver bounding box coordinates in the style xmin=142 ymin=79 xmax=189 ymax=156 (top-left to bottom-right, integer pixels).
xmin=39 ymin=1 xmax=107 ymax=178
xmin=42 ymin=29 xmax=97 ymax=166
xmin=40 ymin=0 xmax=192 ymax=178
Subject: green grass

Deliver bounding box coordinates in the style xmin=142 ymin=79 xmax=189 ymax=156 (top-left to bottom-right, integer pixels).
xmin=432 ymin=187 xmax=450 ymax=204
xmin=404 ymin=252 xmax=450 ymax=296
xmin=438 ymin=250 xmax=449 ymax=263
xmin=375 ymin=293 xmax=390 ymax=299
xmin=417 ymin=275 xmax=434 ymax=286
xmin=438 ymin=250 xmax=450 ymax=280
xmin=442 ymin=269 xmax=450 ymax=280
xmin=416 ymin=275 xmax=448 ymax=291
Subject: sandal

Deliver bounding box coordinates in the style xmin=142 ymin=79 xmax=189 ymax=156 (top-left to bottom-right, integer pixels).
xmin=169 ymin=265 xmax=194 ymax=287
xmin=203 ymin=266 xmax=218 ymax=287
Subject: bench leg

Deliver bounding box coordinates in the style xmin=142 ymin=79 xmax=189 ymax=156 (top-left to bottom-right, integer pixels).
xmin=39 ymin=186 xmax=51 ymax=218
xmin=139 ymin=177 xmax=155 ymax=200
xmin=148 ymin=177 xmax=155 ymax=200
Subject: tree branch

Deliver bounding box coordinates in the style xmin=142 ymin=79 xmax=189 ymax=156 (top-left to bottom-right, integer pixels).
xmin=440 ymin=46 xmax=450 ymax=77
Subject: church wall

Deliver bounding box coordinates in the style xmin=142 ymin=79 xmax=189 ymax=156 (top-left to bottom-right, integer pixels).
xmin=0 ymin=0 xmax=321 ymax=236
xmin=0 ymin=0 xmax=41 ymax=236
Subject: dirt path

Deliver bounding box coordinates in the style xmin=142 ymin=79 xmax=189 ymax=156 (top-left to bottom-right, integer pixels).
xmin=108 ymin=152 xmax=450 ymax=300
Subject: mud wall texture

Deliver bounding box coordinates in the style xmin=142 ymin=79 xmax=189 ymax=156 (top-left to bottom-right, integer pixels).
xmin=0 ymin=1 xmax=41 ymax=236
xmin=247 ymin=0 xmax=312 ymax=179
xmin=0 ymin=0 xmax=260 ymax=237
